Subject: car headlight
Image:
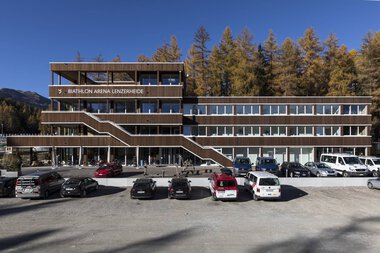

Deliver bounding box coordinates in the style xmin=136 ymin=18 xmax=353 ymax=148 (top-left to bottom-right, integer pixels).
xmin=321 ymin=171 xmax=328 ymax=175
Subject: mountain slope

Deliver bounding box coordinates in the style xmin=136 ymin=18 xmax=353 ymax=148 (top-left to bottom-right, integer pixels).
xmin=0 ymin=88 xmax=49 ymax=109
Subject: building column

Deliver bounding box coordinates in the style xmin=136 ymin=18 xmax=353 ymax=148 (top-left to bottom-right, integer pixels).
xmin=78 ymin=146 xmax=83 ymax=166
xmin=136 ymin=146 xmax=140 ymax=167
xmin=107 ymin=146 xmax=111 ymax=163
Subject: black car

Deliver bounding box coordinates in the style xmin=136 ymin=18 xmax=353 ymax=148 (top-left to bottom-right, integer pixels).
xmin=168 ymin=178 xmax=191 ymax=199
xmin=220 ymin=167 xmax=233 ymax=176
xmin=130 ymin=178 xmax=156 ymax=199
xmin=0 ymin=177 xmax=17 ymax=197
xmin=280 ymin=162 xmax=310 ymax=177
xmin=60 ymin=177 xmax=99 ymax=197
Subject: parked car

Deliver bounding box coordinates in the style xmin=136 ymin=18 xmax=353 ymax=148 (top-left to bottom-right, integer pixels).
xmin=168 ymin=178 xmax=191 ymax=199
xmin=232 ymin=156 xmax=252 ymax=176
xmin=130 ymin=178 xmax=156 ymax=199
xmin=320 ymin=153 xmax=369 ymax=177
xmin=255 ymin=157 xmax=279 ymax=174
xmin=60 ymin=177 xmax=99 ymax=198
xmin=280 ymin=162 xmax=310 ymax=177
xmin=367 ymin=178 xmax=380 ymax=190
xmin=244 ymin=171 xmax=281 ymax=201
xmin=15 ymin=171 xmax=65 ymax=199
xmin=220 ymin=167 xmax=233 ymax=176
xmin=0 ymin=177 xmax=17 ymax=197
xmin=208 ymin=171 xmax=238 ymax=201
xmin=359 ymin=156 xmax=380 ymax=177
xmin=304 ymin=162 xmax=337 ymax=177
xmin=94 ymin=162 xmax=123 ymax=178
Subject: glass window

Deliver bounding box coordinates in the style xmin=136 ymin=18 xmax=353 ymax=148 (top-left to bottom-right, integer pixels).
xmin=236 ymin=126 xmax=244 ymax=136
xmin=263 ymin=126 xmax=270 ymax=136
xmin=316 ymin=127 xmax=324 ymax=136
xmin=141 ymin=102 xmax=157 ymax=113
xmin=140 ymin=73 xmax=157 ymax=85
xmin=290 ymin=105 xmax=297 ymax=115
xmin=183 ymin=126 xmax=191 ymax=136
xmin=359 ymin=105 xmax=366 ymax=114
xmin=162 ymin=103 xmax=180 ymax=113
xmin=305 ymin=126 xmax=313 ymax=135
xmin=209 ymin=126 xmax=217 ymax=136
xmin=245 ymin=126 xmax=252 ymax=136
xmin=208 ymin=105 xmax=217 ymax=115
xmin=289 ymin=126 xmax=296 ymax=136
xmin=217 ymin=106 xmax=224 ymax=115
xmin=279 ymin=105 xmax=286 ymax=114
xmin=225 ymin=106 xmax=233 ymax=115
xmin=252 ymin=126 xmax=260 ymax=135
xmin=263 ymin=105 xmax=270 ymax=115
xmin=252 ymin=106 xmax=260 ymax=115
xmin=161 ymin=73 xmax=179 ymax=85
xmin=236 ymin=105 xmax=244 ymax=115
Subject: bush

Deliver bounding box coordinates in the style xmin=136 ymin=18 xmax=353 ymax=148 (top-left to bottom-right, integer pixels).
xmin=1 ymin=153 xmax=22 ymax=171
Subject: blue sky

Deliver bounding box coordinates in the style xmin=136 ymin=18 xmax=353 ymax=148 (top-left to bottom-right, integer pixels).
xmin=1 ymin=0 xmax=379 ymax=97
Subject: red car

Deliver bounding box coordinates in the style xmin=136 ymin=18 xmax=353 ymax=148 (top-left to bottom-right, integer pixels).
xmin=94 ymin=162 xmax=123 ymax=177
xmin=208 ymin=171 xmax=238 ymax=201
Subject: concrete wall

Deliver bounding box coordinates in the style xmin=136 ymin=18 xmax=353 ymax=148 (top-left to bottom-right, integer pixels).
xmin=93 ymin=177 xmax=373 ymax=188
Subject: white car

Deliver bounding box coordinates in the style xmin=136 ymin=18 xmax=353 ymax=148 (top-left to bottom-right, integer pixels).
xmin=367 ymin=178 xmax=380 ymax=189
xmin=244 ymin=171 xmax=281 ymax=201
xmin=360 ymin=156 xmax=380 ymax=177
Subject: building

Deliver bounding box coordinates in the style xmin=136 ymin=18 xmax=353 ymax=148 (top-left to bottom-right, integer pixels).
xmin=6 ymin=62 xmax=372 ymax=167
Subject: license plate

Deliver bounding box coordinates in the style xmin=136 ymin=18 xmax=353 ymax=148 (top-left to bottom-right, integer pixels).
xmin=266 ymin=189 xmax=273 ymax=192
xmin=176 ymin=191 xmax=183 ymax=193
xmin=66 ymin=188 xmax=74 ymax=191
xmin=137 ymin=191 xmax=145 ymax=194
xmin=24 ymin=188 xmax=33 ymax=193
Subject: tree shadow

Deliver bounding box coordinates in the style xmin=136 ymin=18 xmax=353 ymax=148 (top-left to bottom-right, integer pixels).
xmin=0 ymin=198 xmax=73 ymax=217
xmin=250 ymin=216 xmax=380 ymax=253
xmin=89 ymin=226 xmax=200 ymax=253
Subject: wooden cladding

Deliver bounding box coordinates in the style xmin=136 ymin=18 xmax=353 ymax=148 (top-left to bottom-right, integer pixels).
xmin=49 ymin=85 xmax=183 ymax=98
xmin=96 ymin=114 xmax=183 ymax=125
xmin=6 ymin=136 xmax=124 ymax=147
xmin=183 ymin=96 xmax=371 ymax=104
xmin=50 ymin=62 xmax=185 ymax=72
xmin=194 ymin=136 xmax=372 ymax=147
xmin=183 ymin=115 xmax=372 ymax=125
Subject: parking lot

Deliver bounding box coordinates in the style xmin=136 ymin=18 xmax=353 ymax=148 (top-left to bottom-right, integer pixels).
xmin=1 ymin=179 xmax=380 ymax=253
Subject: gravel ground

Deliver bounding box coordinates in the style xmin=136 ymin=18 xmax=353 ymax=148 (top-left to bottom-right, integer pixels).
xmin=1 ymin=185 xmax=380 ymax=253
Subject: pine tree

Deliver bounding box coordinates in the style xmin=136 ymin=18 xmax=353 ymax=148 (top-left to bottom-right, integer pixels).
xmin=152 ymin=35 xmax=182 ymax=62
xmin=137 ymin=55 xmax=151 ymax=62
xmin=208 ymin=45 xmax=223 ymax=96
xmin=274 ymin=38 xmax=303 ymax=95
xmin=253 ymin=45 xmax=269 ymax=96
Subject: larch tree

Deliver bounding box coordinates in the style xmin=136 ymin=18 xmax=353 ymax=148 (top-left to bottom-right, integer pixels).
xmin=208 ymin=45 xmax=224 ymax=96
xmin=274 ymin=38 xmax=303 ymax=96
xmin=298 ymin=27 xmax=327 ymax=95
xmin=262 ymin=30 xmax=280 ymax=95
xmin=152 ymin=35 xmax=182 ymax=62
xmin=231 ymin=28 xmax=256 ymax=96
xmin=218 ymin=27 xmax=236 ymax=96
xmin=185 ymin=26 xmax=211 ymax=96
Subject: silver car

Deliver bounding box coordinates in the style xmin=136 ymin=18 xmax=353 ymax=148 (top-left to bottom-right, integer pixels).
xmin=367 ymin=178 xmax=380 ymax=189
xmin=304 ymin=162 xmax=337 ymax=177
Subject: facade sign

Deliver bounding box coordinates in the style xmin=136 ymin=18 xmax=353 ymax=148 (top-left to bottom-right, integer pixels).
xmin=62 ymin=88 xmax=144 ymax=95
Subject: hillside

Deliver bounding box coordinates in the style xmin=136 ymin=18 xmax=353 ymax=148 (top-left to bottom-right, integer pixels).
xmin=0 ymin=88 xmax=49 ymax=109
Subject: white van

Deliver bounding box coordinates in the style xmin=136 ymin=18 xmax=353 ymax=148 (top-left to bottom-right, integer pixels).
xmin=244 ymin=171 xmax=281 ymax=201
xmin=320 ymin=153 xmax=369 ymax=177
xmin=359 ymin=156 xmax=380 ymax=177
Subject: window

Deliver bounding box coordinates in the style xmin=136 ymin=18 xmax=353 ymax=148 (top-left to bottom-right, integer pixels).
xmin=208 ymin=105 xmax=233 ymax=115
xmin=343 ymin=105 xmax=367 ymax=115
xmin=263 ymin=105 xmax=287 ymax=115
xmin=161 ymin=73 xmax=179 ymax=85
xmin=183 ymin=104 xmax=206 ymax=115
xmin=262 ymin=126 xmax=286 ymax=136
xmin=141 ymin=102 xmax=157 ymax=113
xmin=289 ymin=105 xmax=313 ymax=115
xmin=316 ymin=105 xmax=340 ymax=115
xmin=162 ymin=102 xmax=180 ymax=113
xmin=316 ymin=126 xmax=340 ymax=136
xmin=140 ymin=73 xmax=157 ymax=85
xmin=343 ymin=126 xmax=367 ymax=136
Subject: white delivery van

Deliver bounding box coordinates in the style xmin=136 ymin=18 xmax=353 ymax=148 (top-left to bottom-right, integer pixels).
xmin=320 ymin=153 xmax=369 ymax=177
xmin=359 ymin=156 xmax=380 ymax=177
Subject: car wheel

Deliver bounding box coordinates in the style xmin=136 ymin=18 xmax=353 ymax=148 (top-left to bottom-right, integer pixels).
xmin=60 ymin=192 xmax=65 ymax=198
xmin=342 ymin=171 xmax=349 ymax=177
xmin=212 ymin=192 xmax=217 ymax=201
xmin=253 ymin=193 xmax=259 ymax=201
xmin=373 ymin=171 xmax=379 ymax=177
xmin=316 ymin=172 xmax=321 ymax=177
xmin=368 ymin=182 xmax=374 ymax=189
xmin=81 ymin=190 xmax=87 ymax=197
xmin=44 ymin=191 xmax=49 ymax=199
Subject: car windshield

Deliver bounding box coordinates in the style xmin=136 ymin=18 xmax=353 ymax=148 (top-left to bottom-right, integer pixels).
xmin=373 ymin=159 xmax=380 ymax=165
xmin=316 ymin=163 xmax=330 ymax=169
xmin=64 ymin=179 xmax=81 ymax=184
xmin=99 ymin=165 xmax=111 ymax=169
xmin=134 ymin=183 xmax=150 ymax=189
xmin=291 ymin=163 xmax=302 ymax=168
xmin=217 ymin=180 xmax=236 ymax=187
xmin=262 ymin=159 xmax=276 ymax=164
xmin=259 ymin=178 xmax=280 ymax=186
xmin=343 ymin=157 xmax=361 ymax=165
xmin=172 ymin=181 xmax=188 ymax=187
xmin=236 ymin=158 xmax=250 ymax=164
